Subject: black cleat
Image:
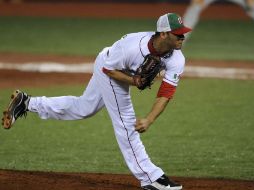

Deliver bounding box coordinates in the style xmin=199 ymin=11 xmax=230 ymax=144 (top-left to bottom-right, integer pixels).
xmin=142 ymin=174 xmax=182 ymax=190
xmin=2 ymin=90 xmax=30 ymax=129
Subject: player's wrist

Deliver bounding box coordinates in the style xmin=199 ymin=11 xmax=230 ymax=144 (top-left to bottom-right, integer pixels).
xmin=146 ymin=116 xmax=155 ymax=125
xmin=133 ymin=75 xmax=141 ymax=87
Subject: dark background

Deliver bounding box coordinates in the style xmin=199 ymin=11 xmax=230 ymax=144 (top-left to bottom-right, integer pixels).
xmin=2 ymin=0 xmax=230 ymax=4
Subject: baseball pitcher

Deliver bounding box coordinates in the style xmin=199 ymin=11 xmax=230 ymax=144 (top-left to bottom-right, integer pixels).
xmin=2 ymin=13 xmax=191 ymax=190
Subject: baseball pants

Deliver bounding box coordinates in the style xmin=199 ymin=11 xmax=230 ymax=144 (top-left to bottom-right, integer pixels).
xmin=28 ymin=53 xmax=164 ymax=186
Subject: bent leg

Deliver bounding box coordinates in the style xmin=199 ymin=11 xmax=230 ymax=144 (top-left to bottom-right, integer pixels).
xmin=28 ymin=75 xmax=104 ymax=120
xmin=93 ymin=65 xmax=163 ymax=186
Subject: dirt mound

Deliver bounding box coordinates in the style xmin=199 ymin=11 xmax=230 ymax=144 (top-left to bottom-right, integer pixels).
xmin=0 ymin=170 xmax=253 ymax=190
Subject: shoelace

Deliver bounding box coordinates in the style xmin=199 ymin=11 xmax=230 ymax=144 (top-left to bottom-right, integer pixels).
xmin=15 ymin=108 xmax=27 ymax=120
xmin=19 ymin=111 xmax=27 ymax=118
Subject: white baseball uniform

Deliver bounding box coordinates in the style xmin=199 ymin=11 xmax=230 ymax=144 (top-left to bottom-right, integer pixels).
xmin=28 ymin=32 xmax=185 ymax=186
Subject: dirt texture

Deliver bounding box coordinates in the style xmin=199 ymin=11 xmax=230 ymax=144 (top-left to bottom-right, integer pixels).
xmin=0 ymin=2 xmax=254 ymax=190
xmin=1 ymin=170 xmax=254 ymax=190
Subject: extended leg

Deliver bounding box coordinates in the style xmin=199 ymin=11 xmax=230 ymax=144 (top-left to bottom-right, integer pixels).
xmin=28 ymin=75 xmax=104 ymax=120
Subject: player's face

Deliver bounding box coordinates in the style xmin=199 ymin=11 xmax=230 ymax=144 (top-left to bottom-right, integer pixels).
xmin=172 ymin=33 xmax=185 ymax=49
xmin=164 ymin=32 xmax=185 ymax=50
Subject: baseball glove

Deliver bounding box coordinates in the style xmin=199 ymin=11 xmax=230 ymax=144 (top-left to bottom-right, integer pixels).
xmin=133 ymin=54 xmax=164 ymax=90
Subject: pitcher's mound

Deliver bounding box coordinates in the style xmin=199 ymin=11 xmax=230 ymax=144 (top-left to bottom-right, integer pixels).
xmin=0 ymin=170 xmax=253 ymax=190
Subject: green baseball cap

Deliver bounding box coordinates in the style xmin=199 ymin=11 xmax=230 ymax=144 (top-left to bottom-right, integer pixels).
xmin=157 ymin=13 xmax=192 ymax=35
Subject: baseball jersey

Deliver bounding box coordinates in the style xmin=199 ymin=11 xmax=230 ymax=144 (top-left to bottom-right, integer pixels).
xmin=101 ymin=32 xmax=185 ymax=87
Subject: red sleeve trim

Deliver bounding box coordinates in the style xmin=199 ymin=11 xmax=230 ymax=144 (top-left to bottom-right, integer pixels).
xmin=157 ymin=81 xmax=176 ymax=99
xmin=102 ymin=67 xmax=111 ymax=74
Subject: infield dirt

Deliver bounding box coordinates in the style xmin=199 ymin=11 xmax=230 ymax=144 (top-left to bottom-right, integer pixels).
xmin=1 ymin=169 xmax=254 ymax=190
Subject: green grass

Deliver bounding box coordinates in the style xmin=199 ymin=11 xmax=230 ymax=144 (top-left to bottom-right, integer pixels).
xmin=0 ymin=17 xmax=155 ymax=56
xmin=0 ymin=78 xmax=254 ymax=180
xmin=0 ymin=17 xmax=254 ymax=61
xmin=183 ymin=20 xmax=254 ymax=61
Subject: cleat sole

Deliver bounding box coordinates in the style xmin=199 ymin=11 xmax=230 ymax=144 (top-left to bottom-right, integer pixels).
xmin=2 ymin=111 xmax=12 ymax=129
xmin=2 ymin=90 xmax=20 ymax=129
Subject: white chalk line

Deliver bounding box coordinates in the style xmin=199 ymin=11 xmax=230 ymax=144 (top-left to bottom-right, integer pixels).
xmin=0 ymin=62 xmax=94 ymax=73
xmin=184 ymin=66 xmax=254 ymax=80
xmin=0 ymin=62 xmax=254 ymax=80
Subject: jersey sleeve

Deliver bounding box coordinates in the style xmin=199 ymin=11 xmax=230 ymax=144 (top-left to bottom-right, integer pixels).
xmin=163 ymin=51 xmax=185 ymax=86
xmin=157 ymin=81 xmax=176 ymax=99
xmin=103 ymin=40 xmax=126 ymax=71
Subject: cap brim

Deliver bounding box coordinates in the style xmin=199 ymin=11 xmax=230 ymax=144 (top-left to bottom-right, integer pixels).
xmin=170 ymin=26 xmax=192 ymax=35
